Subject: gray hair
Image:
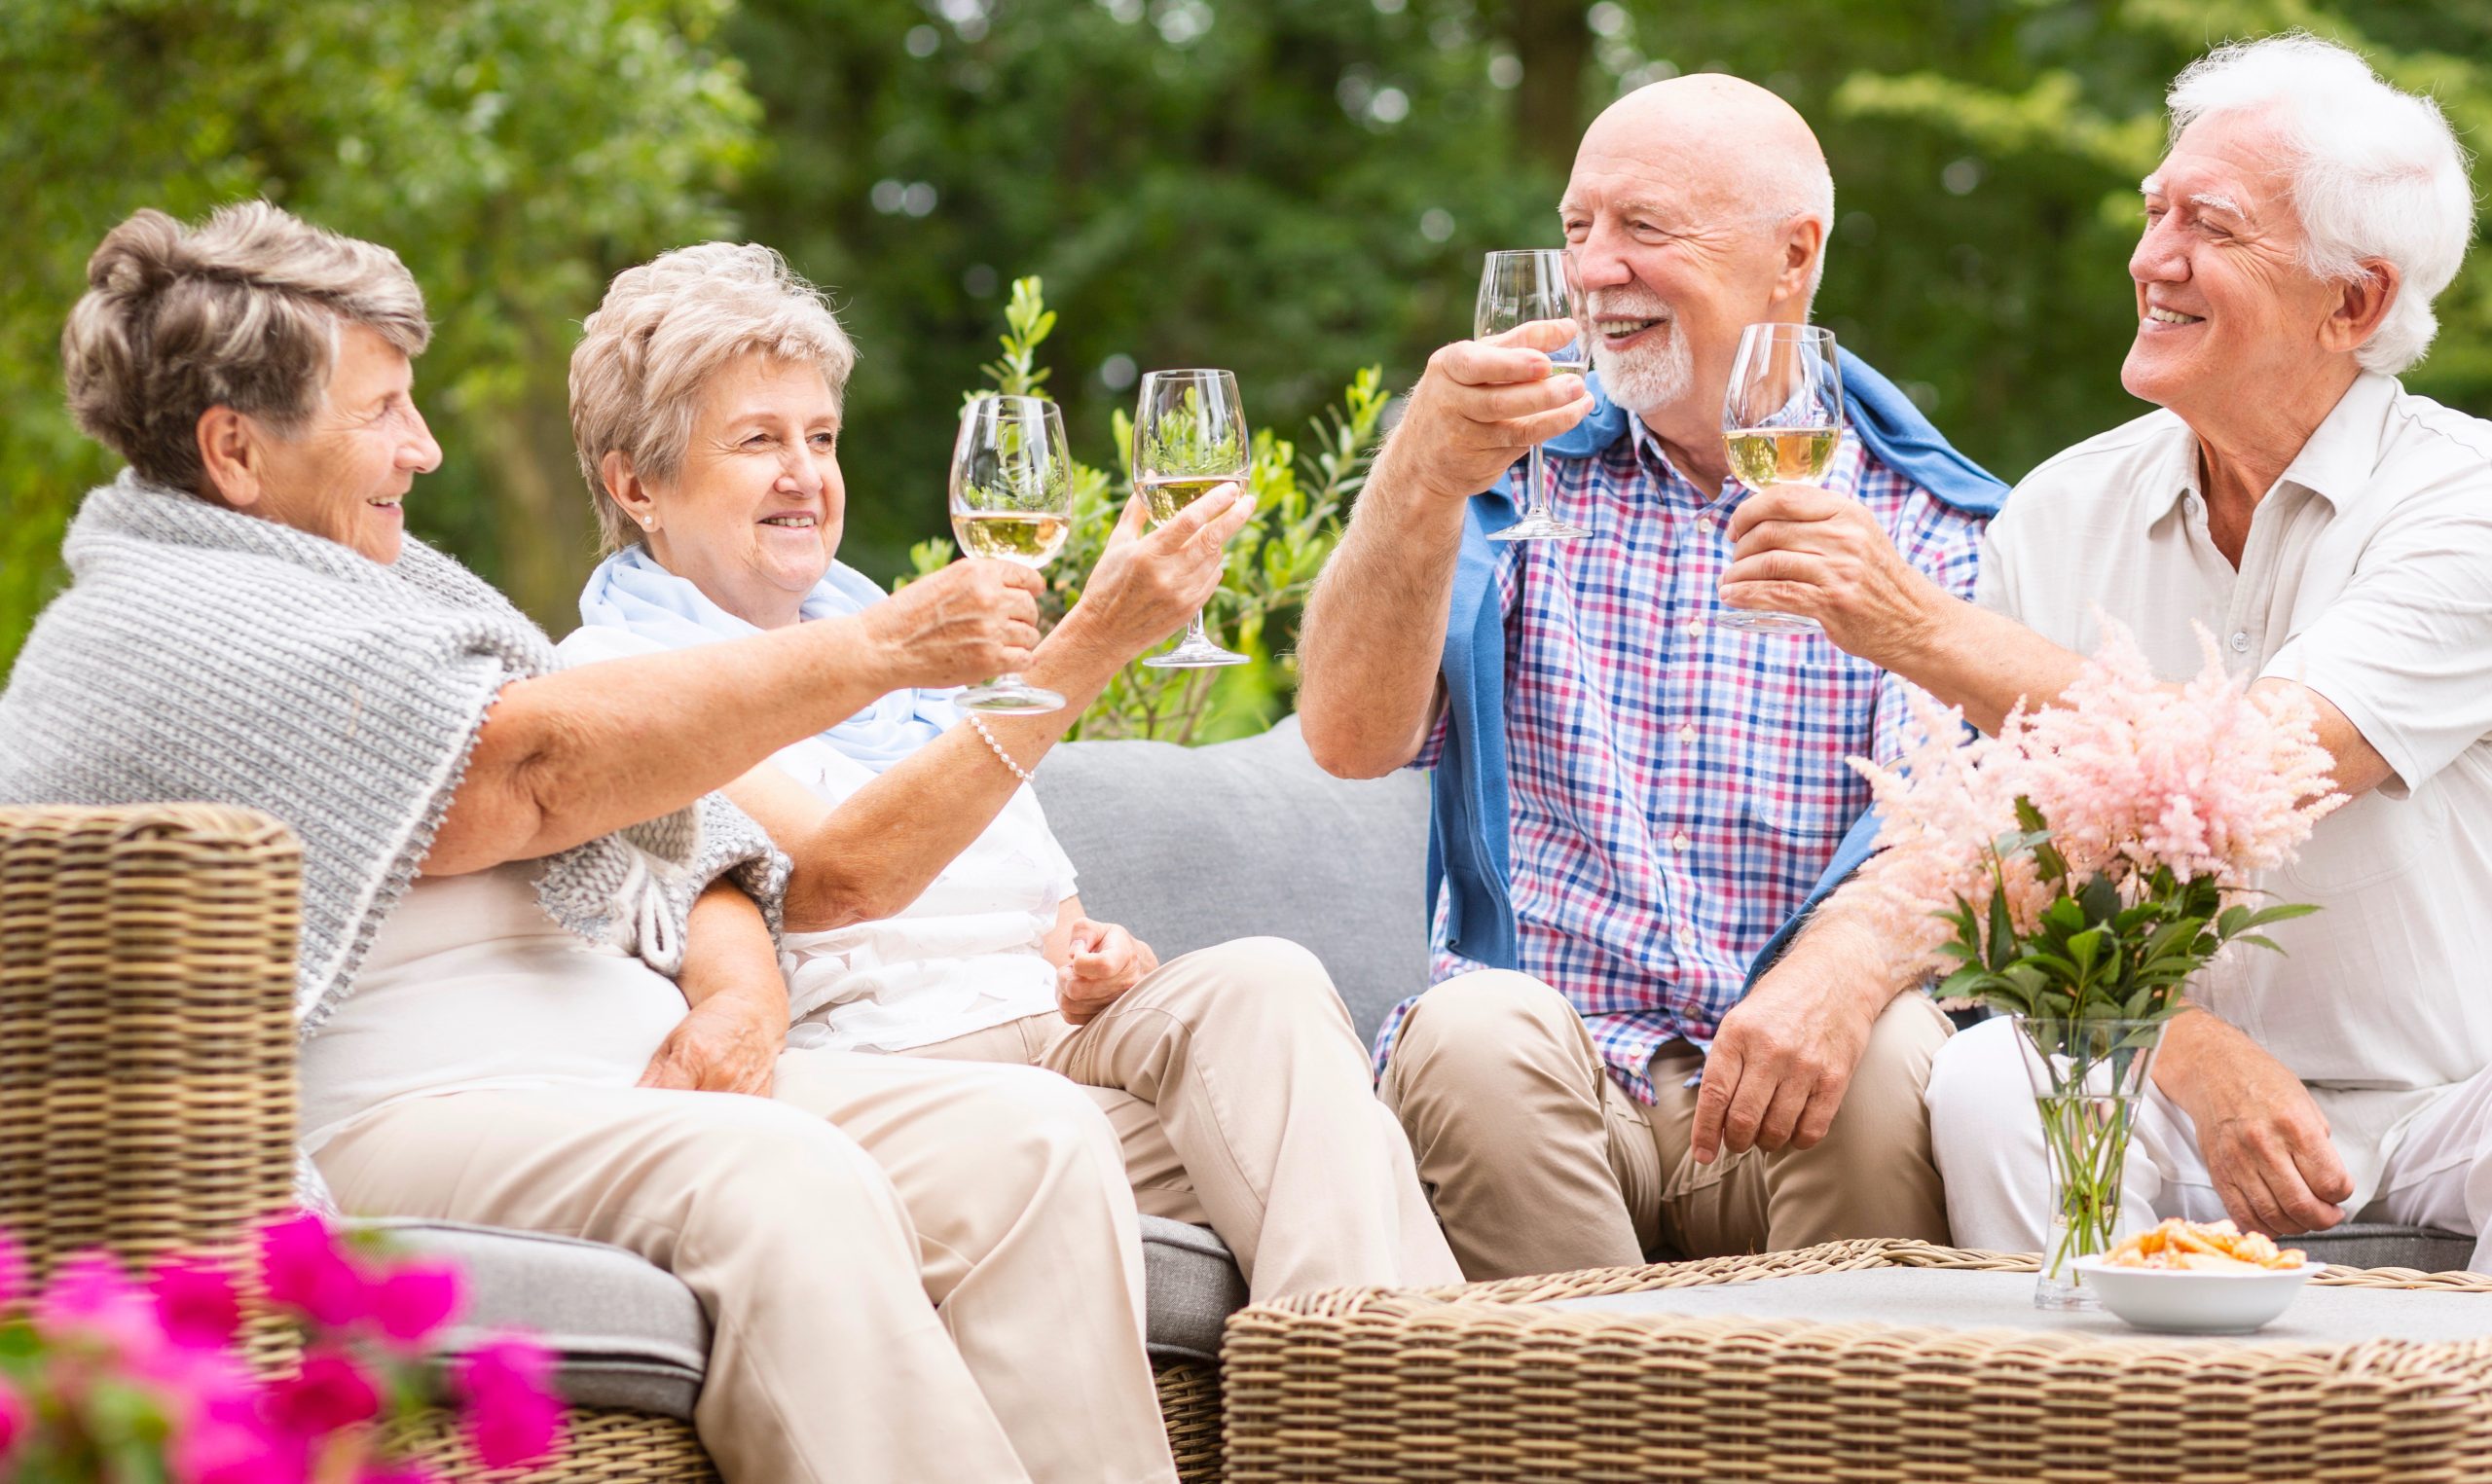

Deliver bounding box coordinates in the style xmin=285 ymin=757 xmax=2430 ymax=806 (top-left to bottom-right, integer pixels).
xmin=2167 ymin=33 xmax=2475 ymax=374
xmin=61 ymin=202 xmax=431 ymax=494
xmin=569 ymin=242 xmax=858 ymax=555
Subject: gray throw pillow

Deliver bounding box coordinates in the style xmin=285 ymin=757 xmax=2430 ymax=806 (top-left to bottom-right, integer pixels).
xmin=1031 ymin=715 xmax=1432 ymax=1044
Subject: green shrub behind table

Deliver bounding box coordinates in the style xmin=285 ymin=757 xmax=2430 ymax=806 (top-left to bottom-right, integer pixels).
xmin=904 ymin=278 xmax=1386 ymax=744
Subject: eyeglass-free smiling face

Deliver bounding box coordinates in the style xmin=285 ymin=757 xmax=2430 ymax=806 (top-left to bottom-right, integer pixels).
xmin=612 ymin=351 xmax=848 ymax=631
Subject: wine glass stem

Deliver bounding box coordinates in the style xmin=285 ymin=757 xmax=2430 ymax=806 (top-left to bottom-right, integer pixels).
xmin=1183 ymin=608 xmax=1210 ymax=646
xmin=1523 ymin=442 xmax=1552 ymax=520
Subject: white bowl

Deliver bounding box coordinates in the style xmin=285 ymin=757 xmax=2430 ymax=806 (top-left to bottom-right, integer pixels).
xmin=2071 ymin=1255 xmax=2322 ymax=1334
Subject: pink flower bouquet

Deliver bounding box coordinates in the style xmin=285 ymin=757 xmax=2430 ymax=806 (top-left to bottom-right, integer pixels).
xmin=1843 ymin=622 xmax=2341 ymax=1302
xmin=0 ymin=1211 xmax=565 ymax=1481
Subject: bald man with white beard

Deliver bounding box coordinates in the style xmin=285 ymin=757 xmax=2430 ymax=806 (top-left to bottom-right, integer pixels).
xmin=1297 ymin=75 xmax=2004 ymax=1278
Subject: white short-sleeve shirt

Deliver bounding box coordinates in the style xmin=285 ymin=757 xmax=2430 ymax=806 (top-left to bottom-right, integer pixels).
xmin=1978 ymin=372 xmax=2492 ymax=1207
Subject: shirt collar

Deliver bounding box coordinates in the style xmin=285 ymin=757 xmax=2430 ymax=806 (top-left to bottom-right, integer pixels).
xmin=2151 ymin=371 xmax=2399 ymax=526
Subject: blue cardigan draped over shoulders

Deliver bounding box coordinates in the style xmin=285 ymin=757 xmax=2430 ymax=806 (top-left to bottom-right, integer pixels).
xmin=1425 ymin=350 xmax=2010 ymax=990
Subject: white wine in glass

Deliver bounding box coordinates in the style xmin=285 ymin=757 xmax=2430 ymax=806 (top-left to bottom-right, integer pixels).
xmin=949 ymin=394 xmax=1073 ymax=713
xmin=1476 ymin=248 xmax=1590 ymax=543
xmin=1132 ymin=370 xmax=1251 ymax=669
xmin=1715 ymin=323 xmax=1846 ymax=634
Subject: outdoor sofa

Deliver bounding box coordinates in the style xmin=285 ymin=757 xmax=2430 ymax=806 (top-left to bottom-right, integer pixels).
xmin=0 ymin=716 xmax=2464 ymax=1482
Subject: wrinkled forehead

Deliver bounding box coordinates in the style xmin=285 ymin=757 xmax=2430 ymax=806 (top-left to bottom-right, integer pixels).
xmin=2144 ymin=112 xmax=2300 ymax=226
xmin=1561 ymin=137 xmax=1731 ymax=223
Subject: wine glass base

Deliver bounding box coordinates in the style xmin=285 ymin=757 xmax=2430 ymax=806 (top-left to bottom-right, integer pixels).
xmin=1708 ymin=611 xmax=1823 ymax=635
xmin=1143 ymin=639 xmax=1251 ymax=670
xmin=957 ymin=681 xmax=1066 ymax=715
xmin=1487 ymin=515 xmax=1591 ymax=543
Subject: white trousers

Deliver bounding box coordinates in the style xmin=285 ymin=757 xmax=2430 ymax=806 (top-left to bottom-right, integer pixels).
xmin=1925 ymin=1015 xmax=2492 ymax=1271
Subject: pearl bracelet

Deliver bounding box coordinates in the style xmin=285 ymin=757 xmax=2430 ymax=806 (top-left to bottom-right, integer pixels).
xmin=965 ymin=712 xmax=1035 ymax=786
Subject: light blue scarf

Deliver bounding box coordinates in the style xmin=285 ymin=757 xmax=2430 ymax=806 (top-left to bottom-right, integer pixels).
xmin=577 ymin=544 xmax=957 ymax=774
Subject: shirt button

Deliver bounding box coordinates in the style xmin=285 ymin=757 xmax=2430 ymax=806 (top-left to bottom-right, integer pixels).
xmin=1678 ymin=724 xmax=1697 ymax=744
xmin=2230 ymin=631 xmax=2251 ymax=653
xmin=1671 ymin=831 xmax=1690 ymax=852
xmin=1673 ymin=925 xmax=1694 ymax=945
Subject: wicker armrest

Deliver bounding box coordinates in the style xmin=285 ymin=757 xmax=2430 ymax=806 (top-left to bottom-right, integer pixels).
xmin=0 ymin=805 xmax=301 ymax=1276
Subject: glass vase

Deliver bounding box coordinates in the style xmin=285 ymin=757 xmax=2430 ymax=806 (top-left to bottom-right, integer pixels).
xmin=2010 ymin=1015 xmax=2168 ymax=1310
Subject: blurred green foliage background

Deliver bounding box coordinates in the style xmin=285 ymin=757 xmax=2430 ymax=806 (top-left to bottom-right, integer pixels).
xmin=8 ymin=0 xmax=2491 ymax=675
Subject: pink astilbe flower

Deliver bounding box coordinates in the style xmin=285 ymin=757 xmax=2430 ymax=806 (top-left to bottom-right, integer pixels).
xmin=456 ymin=1336 xmax=565 ymax=1469
xmin=1845 ymin=620 xmax=2342 ymax=977
xmin=38 ymin=1250 xmax=171 ymax=1366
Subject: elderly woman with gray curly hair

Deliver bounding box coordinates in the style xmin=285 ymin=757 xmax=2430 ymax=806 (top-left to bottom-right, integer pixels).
xmin=554 ymin=243 xmax=1462 ymax=1304
xmin=0 ymin=201 xmax=1188 ymax=1484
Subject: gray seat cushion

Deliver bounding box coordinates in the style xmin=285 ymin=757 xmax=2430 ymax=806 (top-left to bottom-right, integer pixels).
xmin=1033 ymin=714 xmax=1433 ymax=1045
xmin=363 ymin=1213 xmax=1240 ymax=1420
xmin=2286 ymin=1223 xmax=2475 ymax=1273
xmin=356 ymin=1218 xmax=710 ymax=1420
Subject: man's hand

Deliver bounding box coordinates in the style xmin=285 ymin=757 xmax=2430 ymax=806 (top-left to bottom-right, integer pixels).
xmin=1057 ymin=485 xmax=1255 ymax=666
xmin=1377 ymin=320 xmax=1595 ymax=506
xmin=2156 ymin=1010 xmax=2352 ymax=1236
xmin=640 ymin=985 xmax=785 ymax=1096
xmin=1057 ymin=919 xmax=1159 ymax=1027
xmin=860 ymin=558 xmax=1045 ymax=689
xmin=1722 ymin=484 xmax=1950 ymax=667
xmin=1691 ymin=916 xmax=1890 ymax=1164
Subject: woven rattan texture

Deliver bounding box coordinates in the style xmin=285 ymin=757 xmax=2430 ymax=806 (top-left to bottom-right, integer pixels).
xmin=1161 ymin=1356 xmax=1224 ymax=1483
xmin=1222 ymin=1239 xmax=2492 ymax=1484
xmin=399 ymin=1406 xmax=716 ymax=1482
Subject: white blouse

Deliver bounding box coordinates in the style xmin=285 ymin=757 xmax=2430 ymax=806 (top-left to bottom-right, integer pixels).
xmin=554 ymin=626 xmax=1078 ymax=1055
xmin=299 ymin=862 xmax=687 ymax=1152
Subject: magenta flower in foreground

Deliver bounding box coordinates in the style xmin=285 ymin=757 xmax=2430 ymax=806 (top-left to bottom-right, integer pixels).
xmin=457 ymin=1337 xmax=565 ymax=1468
xmin=154 ymin=1257 xmax=245 ymax=1350
xmin=369 ymin=1262 xmax=464 ymax=1346
xmin=258 ymin=1212 xmax=367 ymax=1327
xmin=0 ymin=1376 xmax=27 ymax=1462
xmin=265 ymin=1347 xmax=383 ymax=1440
xmin=38 ymin=1249 xmax=169 ymax=1363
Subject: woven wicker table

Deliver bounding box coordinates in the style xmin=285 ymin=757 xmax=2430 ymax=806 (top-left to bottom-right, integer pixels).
xmin=1221 ymin=1239 xmax=2492 ymax=1483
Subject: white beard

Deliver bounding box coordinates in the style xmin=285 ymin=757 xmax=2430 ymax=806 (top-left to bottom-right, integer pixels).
xmin=1587 ymin=317 xmax=1695 ymax=416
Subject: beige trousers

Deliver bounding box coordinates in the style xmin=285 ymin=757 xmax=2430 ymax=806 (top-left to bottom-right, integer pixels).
xmin=908 ymin=936 xmax=1461 ymax=1301
xmin=1380 ymin=969 xmax=1953 ymax=1280
xmin=315 ymin=1049 xmax=1177 ymax=1484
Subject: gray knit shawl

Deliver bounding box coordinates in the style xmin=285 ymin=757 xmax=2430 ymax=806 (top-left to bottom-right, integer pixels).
xmin=0 ymin=473 xmax=788 ymax=1032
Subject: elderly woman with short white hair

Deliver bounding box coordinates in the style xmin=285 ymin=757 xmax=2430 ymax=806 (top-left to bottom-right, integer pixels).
xmin=0 ymin=201 xmax=1186 ymax=1483
xmin=1726 ymin=35 xmax=2492 ymax=1266
xmin=556 ymin=242 xmax=1462 ymax=1302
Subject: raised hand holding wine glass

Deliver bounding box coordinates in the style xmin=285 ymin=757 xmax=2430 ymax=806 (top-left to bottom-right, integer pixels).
xmin=949 ymin=394 xmax=1074 ymax=712
xmin=1132 ymin=369 xmax=1251 ymax=669
xmin=1476 ymin=248 xmax=1590 ymax=544
xmin=1714 ymin=322 xmax=1846 ymax=634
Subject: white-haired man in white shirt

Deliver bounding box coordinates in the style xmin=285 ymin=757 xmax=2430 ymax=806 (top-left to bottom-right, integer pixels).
xmin=1713 ymin=33 xmax=2492 ymax=1266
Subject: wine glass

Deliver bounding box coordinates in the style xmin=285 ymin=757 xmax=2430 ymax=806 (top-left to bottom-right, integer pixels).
xmin=949 ymin=394 xmax=1073 ymax=712
xmin=1476 ymin=249 xmax=1590 ymax=543
xmin=1132 ymin=368 xmax=1251 ymax=669
xmin=1714 ymin=323 xmax=1846 ymax=634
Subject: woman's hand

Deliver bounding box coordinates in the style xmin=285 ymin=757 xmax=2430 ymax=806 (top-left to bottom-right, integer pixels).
xmin=860 ymin=558 xmax=1045 ymax=689
xmin=1057 ymin=918 xmax=1160 ymax=1026
xmin=1056 ymin=486 xmax=1256 ymax=667
xmin=640 ymin=984 xmax=785 ymax=1096
xmin=642 ymin=879 xmax=789 ymax=1096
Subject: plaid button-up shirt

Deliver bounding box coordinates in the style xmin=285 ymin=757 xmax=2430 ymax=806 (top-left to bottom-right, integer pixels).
xmin=1374 ymin=416 xmax=1988 ymax=1103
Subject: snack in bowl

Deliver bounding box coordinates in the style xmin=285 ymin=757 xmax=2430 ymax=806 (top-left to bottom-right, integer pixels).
xmin=2075 ymin=1219 xmax=2321 ymax=1334
xmin=2104 ymin=1218 xmax=2308 ymax=1273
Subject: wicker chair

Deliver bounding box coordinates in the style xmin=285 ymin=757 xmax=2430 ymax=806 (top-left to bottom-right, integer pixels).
xmin=0 ymin=804 xmax=1221 ymax=1482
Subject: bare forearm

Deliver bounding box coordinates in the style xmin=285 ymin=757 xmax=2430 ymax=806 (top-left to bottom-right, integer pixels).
xmin=1885 ymin=597 xmax=2088 ymax=737
xmin=427 ymin=620 xmax=900 ymax=874
xmin=1298 ymin=445 xmax=1471 ymax=778
xmin=761 ymin=620 xmax=1123 ymax=932
xmin=678 ymin=879 xmax=789 ymax=1017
